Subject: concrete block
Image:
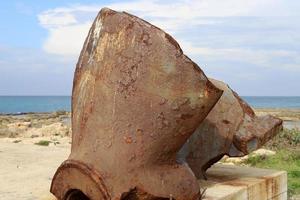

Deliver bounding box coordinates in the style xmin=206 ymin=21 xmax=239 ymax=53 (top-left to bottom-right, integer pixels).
xmin=200 ymin=164 xmax=287 ymax=200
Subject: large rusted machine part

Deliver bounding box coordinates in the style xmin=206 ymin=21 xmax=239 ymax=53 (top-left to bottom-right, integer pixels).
xmin=180 ymin=79 xmax=283 ymax=179
xmin=51 ymin=8 xmax=223 ymax=200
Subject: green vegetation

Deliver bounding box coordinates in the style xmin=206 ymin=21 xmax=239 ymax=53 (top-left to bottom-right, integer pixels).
xmin=246 ymin=150 xmax=300 ymax=197
xmin=280 ymin=129 xmax=300 ymax=145
xmin=34 ymin=140 xmax=51 ymax=146
xmin=266 ymin=129 xmax=300 ymax=149
xmin=245 ymin=128 xmax=300 ymax=198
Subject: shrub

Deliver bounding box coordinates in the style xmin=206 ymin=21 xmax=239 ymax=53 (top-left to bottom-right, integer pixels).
xmin=34 ymin=140 xmax=51 ymax=146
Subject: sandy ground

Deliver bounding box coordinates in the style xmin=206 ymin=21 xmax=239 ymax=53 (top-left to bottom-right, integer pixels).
xmin=0 ymin=141 xmax=70 ymax=200
xmin=254 ymin=108 xmax=300 ymax=121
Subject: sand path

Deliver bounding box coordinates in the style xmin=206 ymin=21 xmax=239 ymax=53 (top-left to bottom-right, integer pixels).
xmin=0 ymin=140 xmax=70 ymax=200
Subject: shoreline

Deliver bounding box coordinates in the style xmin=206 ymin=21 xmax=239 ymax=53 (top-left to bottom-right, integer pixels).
xmin=2 ymin=107 xmax=300 ymax=119
xmin=1 ymin=107 xmax=300 ymax=113
xmin=1 ymin=108 xmax=300 ymax=121
xmin=254 ymin=108 xmax=300 ymax=121
xmin=0 ymin=108 xmax=299 ymax=143
xmin=0 ymin=110 xmax=70 ymax=116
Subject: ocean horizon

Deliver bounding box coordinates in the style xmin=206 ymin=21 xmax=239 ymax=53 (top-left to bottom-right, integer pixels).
xmin=0 ymin=96 xmax=300 ymax=114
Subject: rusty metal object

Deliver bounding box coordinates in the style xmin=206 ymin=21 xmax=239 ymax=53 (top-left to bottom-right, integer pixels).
xmin=51 ymin=8 xmax=222 ymax=200
xmin=181 ymin=79 xmax=283 ymax=179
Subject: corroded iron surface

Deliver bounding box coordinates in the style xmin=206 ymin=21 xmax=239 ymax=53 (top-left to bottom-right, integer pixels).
xmin=181 ymin=79 xmax=283 ymax=179
xmin=51 ymin=8 xmax=222 ymax=200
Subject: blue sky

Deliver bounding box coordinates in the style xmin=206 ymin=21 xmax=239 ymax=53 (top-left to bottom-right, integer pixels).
xmin=0 ymin=0 xmax=300 ymax=96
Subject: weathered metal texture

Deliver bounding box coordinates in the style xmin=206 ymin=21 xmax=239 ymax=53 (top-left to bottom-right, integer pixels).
xmin=182 ymin=79 xmax=283 ymax=179
xmin=51 ymin=8 xmax=223 ymax=200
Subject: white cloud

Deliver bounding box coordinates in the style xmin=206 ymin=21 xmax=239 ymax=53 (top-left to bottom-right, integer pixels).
xmin=43 ymin=22 xmax=91 ymax=56
xmin=38 ymin=12 xmax=77 ymax=28
xmin=38 ymin=5 xmax=100 ymax=56
xmin=37 ymin=0 xmax=300 ymax=76
xmin=180 ymin=41 xmax=300 ymax=71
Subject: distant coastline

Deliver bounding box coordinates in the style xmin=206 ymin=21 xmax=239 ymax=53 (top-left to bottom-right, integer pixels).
xmin=243 ymin=96 xmax=300 ymax=109
xmin=0 ymin=96 xmax=300 ymax=114
xmin=0 ymin=96 xmax=70 ymax=114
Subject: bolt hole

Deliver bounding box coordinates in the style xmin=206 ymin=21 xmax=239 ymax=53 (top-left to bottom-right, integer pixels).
xmin=65 ymin=189 xmax=90 ymax=200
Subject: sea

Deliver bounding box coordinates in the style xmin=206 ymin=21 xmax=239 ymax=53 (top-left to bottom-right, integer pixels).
xmin=0 ymin=96 xmax=300 ymax=114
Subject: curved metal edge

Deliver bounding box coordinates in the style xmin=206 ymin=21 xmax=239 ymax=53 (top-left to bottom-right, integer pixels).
xmin=50 ymin=159 xmax=110 ymax=200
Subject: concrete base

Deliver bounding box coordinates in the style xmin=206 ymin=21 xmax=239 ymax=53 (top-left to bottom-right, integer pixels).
xmin=200 ymin=164 xmax=287 ymax=200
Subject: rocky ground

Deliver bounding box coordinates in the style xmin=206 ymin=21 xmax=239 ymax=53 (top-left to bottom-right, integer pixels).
xmin=0 ymin=109 xmax=299 ymax=199
xmin=0 ymin=111 xmax=71 ymax=146
xmin=254 ymin=108 xmax=300 ymax=121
